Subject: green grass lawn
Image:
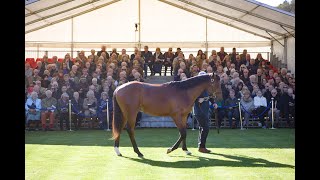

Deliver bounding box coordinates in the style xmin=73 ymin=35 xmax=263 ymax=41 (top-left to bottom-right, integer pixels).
xmin=25 ymin=128 xmax=295 ymax=180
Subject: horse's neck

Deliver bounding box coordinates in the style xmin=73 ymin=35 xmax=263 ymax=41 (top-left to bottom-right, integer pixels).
xmin=188 ymin=82 xmax=209 ymax=103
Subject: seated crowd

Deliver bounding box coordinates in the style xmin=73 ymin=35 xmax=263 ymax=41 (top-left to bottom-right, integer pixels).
xmin=25 ymin=46 xmax=295 ymax=131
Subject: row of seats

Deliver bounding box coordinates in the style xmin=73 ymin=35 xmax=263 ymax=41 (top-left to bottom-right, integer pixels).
xmin=25 ymin=57 xmax=77 ymax=64
xmin=25 ymin=58 xmax=77 ymax=69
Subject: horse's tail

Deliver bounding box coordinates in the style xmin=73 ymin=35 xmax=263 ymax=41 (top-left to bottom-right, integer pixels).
xmin=111 ymin=94 xmax=123 ymax=140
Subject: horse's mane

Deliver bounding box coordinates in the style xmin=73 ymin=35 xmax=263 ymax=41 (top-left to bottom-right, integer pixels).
xmin=164 ymin=75 xmax=211 ymax=90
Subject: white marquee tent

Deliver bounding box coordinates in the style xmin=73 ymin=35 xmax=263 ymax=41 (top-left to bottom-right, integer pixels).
xmin=25 ymin=0 xmax=295 ymax=74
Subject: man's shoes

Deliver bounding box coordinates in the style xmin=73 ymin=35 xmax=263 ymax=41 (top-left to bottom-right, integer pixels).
xmin=198 ymin=148 xmax=211 ymax=153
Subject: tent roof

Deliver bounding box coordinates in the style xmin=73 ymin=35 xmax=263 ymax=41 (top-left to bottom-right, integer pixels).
xmin=25 ymin=0 xmax=295 ymax=40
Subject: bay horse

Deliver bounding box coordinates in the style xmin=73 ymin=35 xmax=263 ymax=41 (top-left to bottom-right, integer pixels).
xmin=112 ymin=73 xmax=220 ymax=157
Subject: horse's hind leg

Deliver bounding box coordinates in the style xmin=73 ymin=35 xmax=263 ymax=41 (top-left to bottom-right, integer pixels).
xmin=126 ymin=110 xmax=144 ymax=157
xmin=114 ymin=136 xmax=122 ymax=156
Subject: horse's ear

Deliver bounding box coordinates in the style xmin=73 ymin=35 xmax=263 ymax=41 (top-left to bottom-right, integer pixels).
xmin=210 ymin=73 xmax=220 ymax=82
xmin=215 ymin=74 xmax=220 ymax=81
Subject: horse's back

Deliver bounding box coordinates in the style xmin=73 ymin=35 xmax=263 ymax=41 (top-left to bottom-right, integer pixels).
xmin=114 ymin=81 xmax=142 ymax=95
xmin=115 ymin=81 xmax=164 ymax=93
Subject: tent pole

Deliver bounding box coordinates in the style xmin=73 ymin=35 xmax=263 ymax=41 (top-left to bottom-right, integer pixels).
xmin=284 ymin=36 xmax=287 ymax=68
xmin=37 ymin=44 xmax=39 ymax=59
xmin=205 ymin=17 xmax=208 ymax=57
xmin=138 ymin=0 xmax=141 ymax=50
xmin=71 ymin=16 xmax=74 ymax=59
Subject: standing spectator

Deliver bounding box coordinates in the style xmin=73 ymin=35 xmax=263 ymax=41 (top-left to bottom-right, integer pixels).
xmin=229 ymin=47 xmax=238 ymax=63
xmin=174 ymin=47 xmax=182 ymax=58
xmin=97 ymin=45 xmax=110 ymax=60
xmin=240 ymin=49 xmax=247 ymax=62
xmin=217 ymin=47 xmax=228 ymax=61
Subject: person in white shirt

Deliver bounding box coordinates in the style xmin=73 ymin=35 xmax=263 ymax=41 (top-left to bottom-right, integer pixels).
xmin=253 ymin=90 xmax=268 ymax=129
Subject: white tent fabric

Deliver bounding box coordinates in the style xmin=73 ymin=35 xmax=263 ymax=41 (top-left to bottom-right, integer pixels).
xmin=25 ymin=0 xmax=295 ymax=39
xmin=25 ymin=0 xmax=295 ymax=73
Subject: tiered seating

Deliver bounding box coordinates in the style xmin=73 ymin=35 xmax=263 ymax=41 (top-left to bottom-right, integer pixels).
xmin=25 ymin=58 xmax=37 ymax=68
xmin=25 ymin=58 xmax=35 ymax=63
xmin=36 ymin=58 xmax=43 ymax=62
xmin=47 ymin=58 xmax=53 ymax=63
xmin=58 ymin=58 xmax=64 ymax=63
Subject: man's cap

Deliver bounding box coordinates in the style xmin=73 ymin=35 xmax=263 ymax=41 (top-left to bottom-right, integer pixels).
xmin=198 ymin=71 xmax=207 ymax=76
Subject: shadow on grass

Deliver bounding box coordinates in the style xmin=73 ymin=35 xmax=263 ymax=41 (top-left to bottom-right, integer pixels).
xmin=122 ymin=152 xmax=295 ymax=169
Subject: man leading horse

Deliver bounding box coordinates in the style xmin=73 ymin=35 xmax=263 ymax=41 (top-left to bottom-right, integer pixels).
xmin=194 ymin=71 xmax=218 ymax=153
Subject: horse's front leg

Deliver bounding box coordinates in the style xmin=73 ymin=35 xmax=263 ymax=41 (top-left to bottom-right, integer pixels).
xmin=167 ymin=114 xmax=190 ymax=155
xmin=166 ymin=127 xmax=183 ymax=154
xmin=180 ymin=114 xmax=191 ymax=155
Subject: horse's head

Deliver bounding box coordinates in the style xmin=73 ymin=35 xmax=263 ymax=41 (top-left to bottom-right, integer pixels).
xmin=208 ymin=73 xmax=220 ymax=84
xmin=208 ymin=73 xmax=223 ymax=100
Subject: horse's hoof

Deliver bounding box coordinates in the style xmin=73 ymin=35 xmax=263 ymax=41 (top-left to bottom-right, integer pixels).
xmin=167 ymin=148 xmax=173 ymax=154
xmin=138 ymin=153 xmax=144 ymax=157
xmin=184 ymin=150 xmax=192 ymax=155
xmin=114 ymin=147 xmax=122 ymax=156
